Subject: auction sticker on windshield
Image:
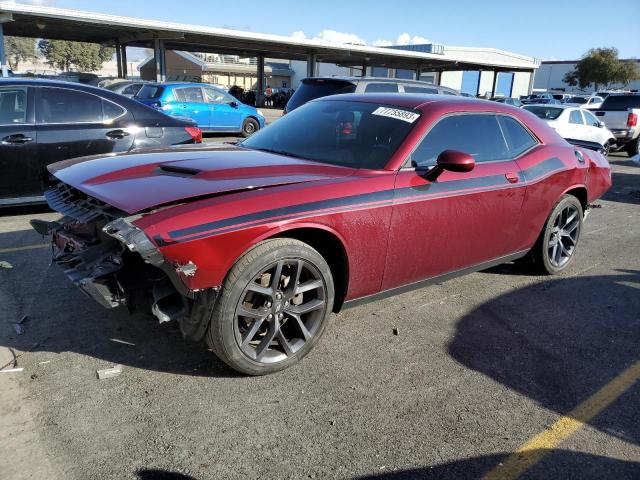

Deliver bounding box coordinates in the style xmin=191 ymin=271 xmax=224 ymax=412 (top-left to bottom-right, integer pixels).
xmin=372 ymin=106 xmax=420 ymax=123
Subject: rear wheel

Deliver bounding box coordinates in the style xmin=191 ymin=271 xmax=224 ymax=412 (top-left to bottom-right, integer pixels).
xmin=528 ymin=195 xmax=583 ymax=275
xmin=625 ymin=137 xmax=639 ymax=157
xmin=206 ymin=238 xmax=334 ymax=375
xmin=241 ymin=118 xmax=259 ymax=137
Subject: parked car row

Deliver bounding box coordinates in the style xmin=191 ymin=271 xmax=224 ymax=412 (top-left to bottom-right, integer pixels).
xmin=0 ymin=78 xmax=202 ymax=206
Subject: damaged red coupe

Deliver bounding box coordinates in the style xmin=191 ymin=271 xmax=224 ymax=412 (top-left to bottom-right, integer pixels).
xmin=32 ymin=94 xmax=611 ymax=375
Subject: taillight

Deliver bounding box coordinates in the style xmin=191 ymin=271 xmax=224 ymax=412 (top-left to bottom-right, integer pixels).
xmin=185 ymin=126 xmax=202 ymax=143
xmin=627 ymin=112 xmax=638 ymax=127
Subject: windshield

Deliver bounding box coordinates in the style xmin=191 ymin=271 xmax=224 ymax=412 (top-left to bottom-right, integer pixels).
xmin=286 ymin=79 xmax=356 ymax=112
xmin=242 ymin=100 xmax=420 ymax=169
xmin=524 ymin=106 xmax=564 ymax=120
xmin=567 ymin=96 xmax=587 ymax=104
xmin=135 ymin=85 xmax=164 ymax=99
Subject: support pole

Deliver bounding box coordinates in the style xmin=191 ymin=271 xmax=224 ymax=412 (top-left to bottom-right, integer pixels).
xmin=121 ymin=45 xmax=128 ymax=79
xmin=0 ymin=23 xmax=8 ymax=78
xmin=306 ymin=53 xmax=316 ymax=78
xmin=527 ymin=69 xmax=535 ymax=95
xmin=491 ymin=70 xmax=499 ymax=97
xmin=437 ymin=69 xmax=443 ymax=86
xmin=361 ymin=62 xmax=366 ymax=77
xmin=256 ymin=54 xmax=265 ymax=107
xmin=154 ymin=38 xmax=166 ymax=82
xmin=115 ymin=43 xmax=123 ymax=78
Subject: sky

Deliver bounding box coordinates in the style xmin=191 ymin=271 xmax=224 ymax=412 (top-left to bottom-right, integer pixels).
xmin=13 ymin=0 xmax=640 ymax=60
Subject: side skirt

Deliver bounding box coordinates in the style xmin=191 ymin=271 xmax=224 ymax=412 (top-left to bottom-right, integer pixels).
xmin=342 ymin=250 xmax=529 ymax=309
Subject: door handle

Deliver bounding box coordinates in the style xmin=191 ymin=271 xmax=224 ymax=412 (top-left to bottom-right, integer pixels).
xmin=505 ymin=173 xmax=520 ymax=183
xmin=106 ymin=129 xmax=130 ymax=140
xmin=2 ymin=134 xmax=33 ymax=145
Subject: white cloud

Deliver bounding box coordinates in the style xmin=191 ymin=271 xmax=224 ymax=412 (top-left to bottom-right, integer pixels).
xmin=293 ymin=30 xmax=432 ymax=48
xmin=373 ymin=33 xmax=432 ymax=47
xmin=294 ymin=29 xmax=367 ymax=46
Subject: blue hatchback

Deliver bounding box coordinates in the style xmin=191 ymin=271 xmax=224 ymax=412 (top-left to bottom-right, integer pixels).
xmin=135 ymin=83 xmax=265 ymax=137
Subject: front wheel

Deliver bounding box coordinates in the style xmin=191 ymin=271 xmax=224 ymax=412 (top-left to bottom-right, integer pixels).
xmin=241 ymin=118 xmax=259 ymax=137
xmin=206 ymin=239 xmax=334 ymax=375
xmin=528 ymin=195 xmax=583 ymax=275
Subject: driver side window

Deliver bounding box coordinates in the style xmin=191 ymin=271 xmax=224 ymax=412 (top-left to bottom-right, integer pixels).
xmin=204 ymin=87 xmax=230 ymax=104
xmin=410 ymin=114 xmax=509 ymax=167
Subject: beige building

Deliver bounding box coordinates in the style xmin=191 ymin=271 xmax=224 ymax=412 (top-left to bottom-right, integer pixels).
xmin=137 ymin=51 xmax=294 ymax=89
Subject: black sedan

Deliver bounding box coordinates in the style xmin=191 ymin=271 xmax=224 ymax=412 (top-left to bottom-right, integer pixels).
xmin=0 ymin=78 xmax=202 ymax=206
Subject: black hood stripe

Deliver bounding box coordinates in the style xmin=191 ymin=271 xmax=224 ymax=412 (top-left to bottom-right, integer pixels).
xmin=166 ymin=157 xmax=565 ymax=242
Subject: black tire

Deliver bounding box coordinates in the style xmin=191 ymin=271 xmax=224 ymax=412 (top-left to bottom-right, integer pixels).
xmin=527 ymin=195 xmax=583 ymax=275
xmin=625 ymin=137 xmax=639 ymax=157
xmin=241 ymin=117 xmax=259 ymax=138
xmin=206 ymin=238 xmax=334 ymax=375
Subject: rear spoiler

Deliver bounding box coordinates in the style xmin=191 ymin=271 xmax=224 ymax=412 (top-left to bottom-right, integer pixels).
xmin=565 ymin=138 xmax=605 ymax=154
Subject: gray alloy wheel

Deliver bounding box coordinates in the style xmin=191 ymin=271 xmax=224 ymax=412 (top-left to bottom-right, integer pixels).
xmin=233 ymin=258 xmax=326 ymax=364
xmin=206 ymin=238 xmax=334 ymax=375
xmin=546 ymin=204 xmax=581 ymax=268
xmin=529 ymin=195 xmax=583 ymax=275
xmin=241 ymin=118 xmax=259 ymax=137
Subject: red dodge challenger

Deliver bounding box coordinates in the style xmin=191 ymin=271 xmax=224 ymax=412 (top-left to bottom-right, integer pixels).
xmin=32 ymin=94 xmax=611 ymax=375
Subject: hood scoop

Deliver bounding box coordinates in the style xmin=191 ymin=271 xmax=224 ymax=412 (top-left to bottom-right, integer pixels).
xmin=157 ymin=165 xmax=202 ymax=177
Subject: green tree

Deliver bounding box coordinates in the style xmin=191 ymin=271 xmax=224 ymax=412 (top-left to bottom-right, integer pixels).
xmin=3 ymin=36 xmax=37 ymax=70
xmin=563 ymin=47 xmax=640 ymax=90
xmin=37 ymin=39 xmax=114 ymax=72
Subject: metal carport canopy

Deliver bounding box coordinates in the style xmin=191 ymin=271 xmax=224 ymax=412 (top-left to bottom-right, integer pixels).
xmin=0 ymin=2 xmax=537 ymax=72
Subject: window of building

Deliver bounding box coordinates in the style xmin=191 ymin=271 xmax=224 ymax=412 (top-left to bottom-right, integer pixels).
xmin=371 ymin=67 xmax=389 ymax=78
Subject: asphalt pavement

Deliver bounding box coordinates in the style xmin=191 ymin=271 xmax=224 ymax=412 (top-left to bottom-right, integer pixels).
xmin=0 ymin=153 xmax=638 ymax=480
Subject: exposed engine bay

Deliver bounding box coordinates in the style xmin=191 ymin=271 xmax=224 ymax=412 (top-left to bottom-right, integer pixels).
xmin=31 ymin=181 xmax=216 ymax=341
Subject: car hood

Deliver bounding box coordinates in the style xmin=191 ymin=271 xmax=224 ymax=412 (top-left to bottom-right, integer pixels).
xmin=48 ymin=145 xmax=356 ymax=214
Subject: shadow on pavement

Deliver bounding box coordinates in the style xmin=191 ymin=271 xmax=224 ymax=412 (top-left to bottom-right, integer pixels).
xmin=0 ymin=227 xmax=240 ymax=378
xmin=448 ymin=270 xmax=640 ymax=445
xmin=137 ymin=470 xmax=197 ymax=480
xmin=603 ymin=171 xmax=640 ymax=205
xmin=355 ymin=449 xmax=639 ymax=479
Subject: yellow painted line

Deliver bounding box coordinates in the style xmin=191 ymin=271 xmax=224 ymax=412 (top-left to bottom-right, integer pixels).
xmin=484 ymin=361 xmax=640 ymax=480
xmin=0 ymin=244 xmax=48 ymax=254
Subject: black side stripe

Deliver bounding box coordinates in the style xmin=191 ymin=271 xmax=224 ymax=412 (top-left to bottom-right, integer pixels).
xmin=169 ymin=189 xmax=394 ymax=239
xmin=166 ymin=157 xmax=565 ymax=242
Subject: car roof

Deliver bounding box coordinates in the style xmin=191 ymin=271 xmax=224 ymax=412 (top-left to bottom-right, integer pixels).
xmin=523 ymin=103 xmax=573 ymax=109
xmin=143 ymin=82 xmax=222 ymax=88
xmin=303 ymin=76 xmax=458 ymax=90
xmin=316 ymin=92 xmax=497 ymax=110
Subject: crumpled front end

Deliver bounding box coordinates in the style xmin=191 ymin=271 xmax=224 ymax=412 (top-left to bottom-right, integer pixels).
xmin=32 ymin=181 xmax=216 ymax=341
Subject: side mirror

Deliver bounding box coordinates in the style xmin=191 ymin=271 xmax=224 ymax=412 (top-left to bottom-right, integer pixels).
xmin=422 ymin=150 xmax=475 ymax=181
xmin=597 ymin=121 xmax=605 ymax=128
xmin=229 ymin=101 xmax=238 ymax=108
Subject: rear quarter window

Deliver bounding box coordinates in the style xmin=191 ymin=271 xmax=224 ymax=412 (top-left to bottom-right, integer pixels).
xmin=600 ymin=95 xmax=640 ymax=111
xmin=136 ymin=85 xmax=164 ymax=99
xmin=364 ymin=83 xmax=399 ymax=93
